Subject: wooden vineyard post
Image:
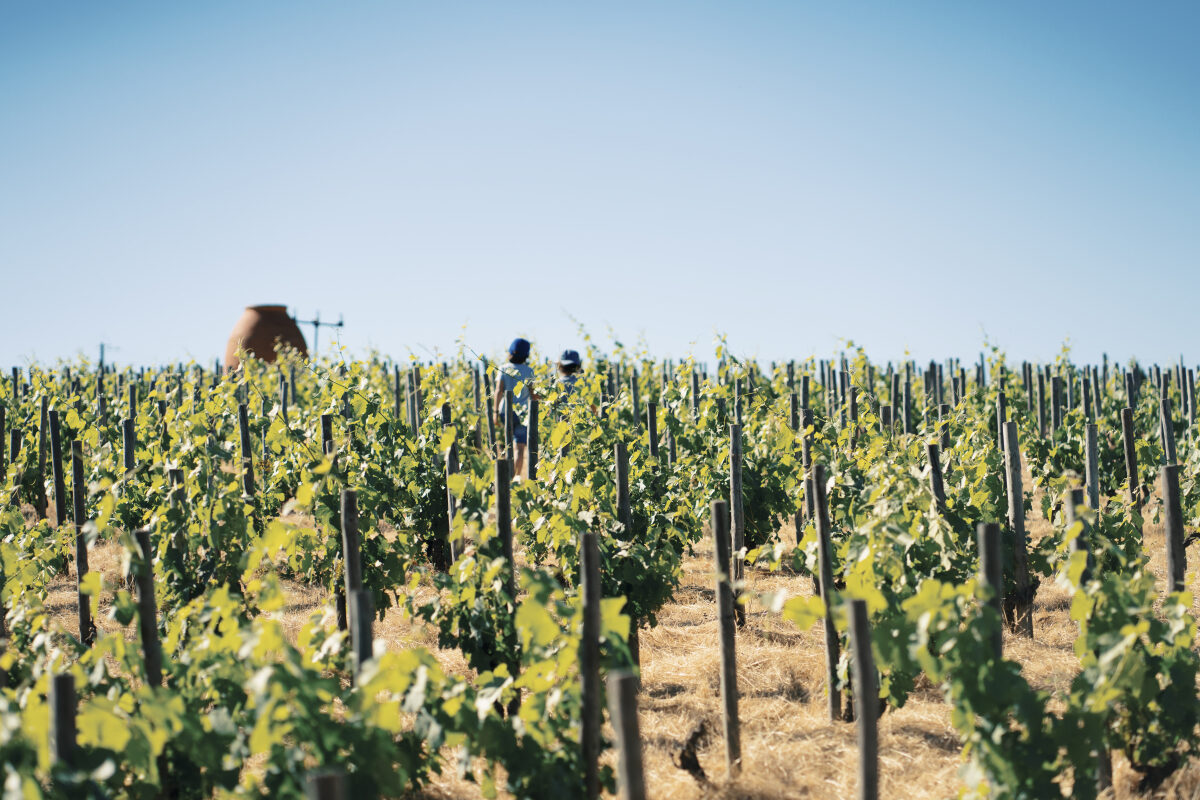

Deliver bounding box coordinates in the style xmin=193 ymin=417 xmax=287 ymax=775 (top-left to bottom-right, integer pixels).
xmin=527 ymin=397 xmax=539 ymax=480
xmin=321 ymin=414 xmax=334 ymax=455
xmin=995 ymin=391 xmax=1007 ymax=453
xmin=237 ymin=404 xmax=254 ymax=498
xmin=279 ymin=375 xmax=290 ymax=425
xmin=494 ymin=458 xmax=521 ymax=710
xmin=238 ymin=403 xmax=260 ymax=533
xmin=1051 ymin=376 xmax=1063 ymax=432
xmin=495 ymin=458 xmax=517 ymax=598
xmin=341 ymin=489 xmax=363 ymax=631
xmin=729 ymin=424 xmax=746 ymax=627
xmin=847 ymin=599 xmax=878 ymax=800
xmin=350 ymin=589 xmax=374 ymax=683
xmin=412 ymin=365 xmax=424 ymax=421
xmin=902 ymin=376 xmax=912 ymax=434
xmin=690 ymin=370 xmax=700 ymax=419
xmin=1189 ymin=369 xmax=1197 ymax=435
xmin=977 ymin=523 xmax=1003 ymax=660
xmin=50 ymin=672 xmax=77 ymax=769
xmin=406 ymin=370 xmax=419 ymax=433
xmin=485 ymin=395 xmax=497 ymax=453
xmin=35 ymin=396 xmax=48 ymax=518
xmin=71 ymin=441 xmax=94 ymax=645
xmin=613 ymin=442 xmax=639 ymax=668
xmin=711 ymin=500 xmax=742 ymax=777
xmin=393 ymin=366 xmax=403 ymax=421
xmin=800 ymin=408 xmax=815 ymax=520
xmin=1003 ymin=422 xmax=1033 ymax=637
xmin=0 ymin=405 xmax=5 ymax=486
xmin=97 ymin=372 xmax=107 ymax=428
xmin=631 ymin=371 xmax=642 ymax=427
xmin=1162 ymin=465 xmax=1186 ymax=594
xmin=811 ymin=465 xmax=842 ymax=721
xmin=133 ymin=528 xmax=163 ymax=687
xmin=122 ymin=416 xmax=136 ymax=474
xmin=1036 ymin=371 xmax=1046 ymax=436
xmin=306 ymin=770 xmax=347 ymax=800
xmin=646 ymin=401 xmax=659 ymax=460
xmin=607 ymin=671 xmax=647 ymax=800
xmin=927 ymin=443 xmax=946 ymax=513
xmin=938 ymin=403 xmax=951 ymax=451
xmin=580 ymin=530 xmax=602 ymax=800
xmin=1085 ymin=423 xmax=1100 ymax=511
xmin=1160 ymin=384 xmax=1178 ymax=465
xmin=441 ymin=403 xmax=458 ymax=569
xmin=49 ymin=410 xmax=67 ymax=528
xmin=505 ymin=389 xmax=515 ymax=464
xmin=1121 ymin=408 xmax=1140 ymax=505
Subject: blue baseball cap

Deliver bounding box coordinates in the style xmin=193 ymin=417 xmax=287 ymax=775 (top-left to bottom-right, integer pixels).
xmin=508 ymin=338 xmax=531 ymax=359
xmin=559 ymin=349 xmax=581 ymax=366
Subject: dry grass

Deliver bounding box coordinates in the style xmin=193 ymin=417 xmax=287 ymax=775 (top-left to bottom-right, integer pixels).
xmin=35 ymin=461 xmax=1200 ymax=800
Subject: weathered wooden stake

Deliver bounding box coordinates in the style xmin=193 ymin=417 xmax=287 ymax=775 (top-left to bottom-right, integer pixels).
xmin=441 ymin=403 xmax=459 ymax=569
xmin=811 ymin=465 xmax=842 ymax=721
xmin=237 ymin=403 xmax=254 ymax=497
xmin=1085 ymin=423 xmax=1100 ymax=511
xmin=49 ymin=672 xmax=77 ymax=768
xmin=646 ymin=401 xmax=659 ymax=459
xmin=35 ymin=397 xmax=49 ymax=518
xmin=495 ymin=459 xmax=516 ymax=602
xmin=1162 ymin=465 xmax=1186 ymax=594
xmin=1036 ymin=371 xmax=1046 ymax=436
xmin=1003 ymin=422 xmax=1033 ymax=638
xmin=71 ymin=441 xmax=94 ymax=645
xmin=49 ymin=410 xmax=67 ymax=527
xmin=1121 ymin=408 xmax=1140 ymax=505
xmin=711 ymin=500 xmax=742 ymax=776
xmin=927 ymin=443 xmax=946 ymax=513
xmin=1160 ymin=384 xmax=1178 ymax=464
xmin=350 ymin=589 xmax=374 ymax=683
xmin=122 ymin=416 xmax=136 ymax=473
xmin=580 ymin=530 xmax=602 ymax=800
xmin=729 ymin=424 xmax=746 ymax=627
xmin=306 ymin=770 xmax=347 ymax=800
xmin=341 ymin=490 xmax=363 ymax=624
xmin=847 ymin=599 xmax=878 ymax=800
xmin=607 ymin=671 xmax=647 ymax=800
xmin=528 ymin=396 xmax=540 ymax=480
xmin=320 ymin=414 xmax=334 ymax=455
xmin=133 ymin=528 xmax=163 ymax=687
xmin=977 ymin=523 xmax=1003 ymax=660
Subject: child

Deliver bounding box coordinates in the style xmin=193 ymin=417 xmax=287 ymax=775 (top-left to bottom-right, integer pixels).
xmin=493 ymin=337 xmax=536 ymax=478
xmin=558 ymin=349 xmax=581 ymax=394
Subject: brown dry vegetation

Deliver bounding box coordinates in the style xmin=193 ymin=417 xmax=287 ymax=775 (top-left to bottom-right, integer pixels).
xmin=38 ymin=463 xmax=1200 ymax=800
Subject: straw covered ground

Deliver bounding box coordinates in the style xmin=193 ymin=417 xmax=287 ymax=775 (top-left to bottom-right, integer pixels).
xmin=39 ymin=471 xmax=1200 ymax=800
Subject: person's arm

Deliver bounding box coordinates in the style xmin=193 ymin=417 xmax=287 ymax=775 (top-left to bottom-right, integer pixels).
xmin=492 ymin=377 xmax=505 ymax=426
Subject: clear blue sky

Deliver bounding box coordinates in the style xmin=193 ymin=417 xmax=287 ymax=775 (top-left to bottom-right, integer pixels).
xmin=2 ymin=1 xmax=1197 ymax=369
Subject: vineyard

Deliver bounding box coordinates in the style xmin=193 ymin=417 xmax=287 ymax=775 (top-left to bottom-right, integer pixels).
xmin=3 ymin=343 xmax=1200 ymax=799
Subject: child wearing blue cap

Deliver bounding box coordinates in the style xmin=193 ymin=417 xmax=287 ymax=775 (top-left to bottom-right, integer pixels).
xmin=493 ymin=337 xmax=536 ymax=477
xmin=558 ymin=349 xmax=581 ymax=395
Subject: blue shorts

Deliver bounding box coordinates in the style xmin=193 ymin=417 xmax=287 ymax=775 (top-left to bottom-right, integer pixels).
xmin=513 ymin=425 xmax=527 ymax=445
